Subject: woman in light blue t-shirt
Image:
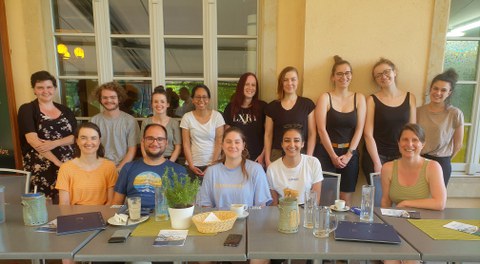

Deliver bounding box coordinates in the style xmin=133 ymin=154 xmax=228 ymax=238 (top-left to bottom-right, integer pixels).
xmin=198 ymin=127 xmax=271 ymax=209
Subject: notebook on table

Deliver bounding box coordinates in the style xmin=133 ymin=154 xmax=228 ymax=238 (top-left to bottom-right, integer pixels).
xmin=56 ymin=211 xmax=106 ymax=235
xmin=334 ymin=221 xmax=401 ymax=244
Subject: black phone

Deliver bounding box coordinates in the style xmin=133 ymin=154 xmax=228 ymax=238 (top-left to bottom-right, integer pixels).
xmin=108 ymin=229 xmax=131 ymax=243
xmin=224 ymin=234 xmax=242 ymax=247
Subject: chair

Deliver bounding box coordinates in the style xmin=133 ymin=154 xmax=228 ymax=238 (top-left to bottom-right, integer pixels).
xmin=369 ymin=172 xmax=383 ymax=207
xmin=0 ymin=168 xmax=31 ymax=204
xmin=319 ymin=171 xmax=341 ymax=206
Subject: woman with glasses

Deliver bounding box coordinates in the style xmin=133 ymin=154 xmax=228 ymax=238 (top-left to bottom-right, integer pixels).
xmin=315 ymin=55 xmax=366 ymax=206
xmin=56 ymin=122 xmax=118 ymax=205
xmin=417 ymin=69 xmax=464 ymax=186
xmin=363 ymin=58 xmax=416 ymax=182
xmin=267 ymin=128 xmax=323 ymax=205
xmin=264 ymin=66 xmax=316 ymax=168
xmin=180 ymin=84 xmax=225 ymax=179
xmin=198 ymin=127 xmax=271 ymax=208
xmin=140 ymin=86 xmax=182 ymax=162
xmin=223 ymin=72 xmax=267 ymax=165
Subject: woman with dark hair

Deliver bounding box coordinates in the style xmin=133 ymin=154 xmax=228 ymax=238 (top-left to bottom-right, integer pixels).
xmin=17 ymin=70 xmax=77 ymax=202
xmin=264 ymin=66 xmax=316 ymax=168
xmin=56 ymin=122 xmax=118 ymax=205
xmin=363 ymin=58 xmax=416 ymax=182
xmin=267 ymin=128 xmax=323 ymax=205
xmin=180 ymin=84 xmax=225 ymax=178
xmin=381 ymin=123 xmax=447 ymax=211
xmin=315 ymin=55 xmax=366 ymax=205
xmin=141 ymin=86 xmax=182 ymax=162
xmin=417 ymin=69 xmax=464 ymax=186
xmin=223 ymin=72 xmax=267 ymax=164
xmin=198 ymin=127 xmax=271 ymax=208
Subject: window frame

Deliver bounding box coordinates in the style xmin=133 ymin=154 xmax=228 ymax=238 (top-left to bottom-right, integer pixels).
xmin=45 ymin=0 xmax=259 ymax=117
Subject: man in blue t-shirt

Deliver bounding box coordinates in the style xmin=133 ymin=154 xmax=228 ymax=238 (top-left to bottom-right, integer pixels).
xmin=112 ymin=123 xmax=187 ymax=209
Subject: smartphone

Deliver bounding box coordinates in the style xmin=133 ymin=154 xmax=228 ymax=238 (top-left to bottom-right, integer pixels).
xmin=108 ymin=229 xmax=131 ymax=243
xmin=223 ymin=234 xmax=242 ymax=247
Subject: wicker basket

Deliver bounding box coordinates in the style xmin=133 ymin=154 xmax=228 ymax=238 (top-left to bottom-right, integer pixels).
xmin=192 ymin=211 xmax=238 ymax=233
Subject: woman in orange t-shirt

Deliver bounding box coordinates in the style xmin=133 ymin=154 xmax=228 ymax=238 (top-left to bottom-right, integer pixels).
xmin=56 ymin=122 xmax=118 ymax=205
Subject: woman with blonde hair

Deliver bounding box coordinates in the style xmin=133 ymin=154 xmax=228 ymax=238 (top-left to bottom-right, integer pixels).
xmin=264 ymin=66 xmax=316 ymax=168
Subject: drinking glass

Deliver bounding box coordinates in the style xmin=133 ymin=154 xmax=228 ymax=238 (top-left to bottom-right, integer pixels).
xmin=360 ymin=185 xmax=375 ymax=222
xmin=303 ymin=190 xmax=317 ymax=228
xmin=127 ymin=196 xmax=141 ymax=221
xmin=313 ymin=206 xmax=337 ymax=238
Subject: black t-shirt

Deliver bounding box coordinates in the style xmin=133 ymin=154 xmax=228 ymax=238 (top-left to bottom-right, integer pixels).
xmin=223 ymin=101 xmax=267 ymax=159
xmin=265 ymin=96 xmax=315 ymax=150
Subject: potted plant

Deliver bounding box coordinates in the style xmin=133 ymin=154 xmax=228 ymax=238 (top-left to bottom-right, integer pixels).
xmin=162 ymin=169 xmax=200 ymax=229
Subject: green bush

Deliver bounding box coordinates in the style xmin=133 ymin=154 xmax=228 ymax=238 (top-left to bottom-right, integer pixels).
xmin=162 ymin=168 xmax=200 ymax=209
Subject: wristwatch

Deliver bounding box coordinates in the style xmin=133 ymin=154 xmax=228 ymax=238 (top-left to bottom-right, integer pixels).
xmin=347 ymin=148 xmax=355 ymax=154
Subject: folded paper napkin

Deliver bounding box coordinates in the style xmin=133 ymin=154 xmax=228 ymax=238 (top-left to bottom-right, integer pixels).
xmin=113 ymin=213 xmax=129 ymax=224
xmin=203 ymin=212 xmax=221 ymax=223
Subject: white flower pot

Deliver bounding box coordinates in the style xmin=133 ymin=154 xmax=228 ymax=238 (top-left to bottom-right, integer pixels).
xmin=168 ymin=205 xmax=194 ymax=229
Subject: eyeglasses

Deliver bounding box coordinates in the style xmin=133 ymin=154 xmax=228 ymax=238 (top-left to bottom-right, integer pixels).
xmin=335 ymin=71 xmax=352 ymax=78
xmin=374 ymin=69 xmax=393 ymax=79
xmin=144 ymin=136 xmax=166 ymax=144
xmin=101 ymin=95 xmax=118 ymax=100
xmin=194 ymin=96 xmax=209 ymax=101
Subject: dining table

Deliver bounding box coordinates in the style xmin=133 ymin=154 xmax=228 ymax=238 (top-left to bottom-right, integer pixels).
xmin=375 ymin=207 xmax=480 ymax=262
xmin=74 ymin=209 xmax=247 ymax=263
xmin=247 ymin=206 xmax=421 ymax=261
xmin=0 ymin=204 xmax=116 ymax=262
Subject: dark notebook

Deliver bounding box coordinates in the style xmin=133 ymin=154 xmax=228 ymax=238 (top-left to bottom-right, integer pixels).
xmin=334 ymin=221 xmax=401 ymax=244
xmin=56 ymin=211 xmax=106 ymax=235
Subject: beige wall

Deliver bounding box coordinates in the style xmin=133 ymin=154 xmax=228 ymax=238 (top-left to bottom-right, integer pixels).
xmin=5 ymin=0 xmax=49 ymax=106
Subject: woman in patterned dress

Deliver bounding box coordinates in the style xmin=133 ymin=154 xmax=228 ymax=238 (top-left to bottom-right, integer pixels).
xmin=17 ymin=71 xmax=77 ymax=203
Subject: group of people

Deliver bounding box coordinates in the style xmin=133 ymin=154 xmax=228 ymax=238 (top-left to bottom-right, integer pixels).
xmin=17 ymin=55 xmax=462 ymax=216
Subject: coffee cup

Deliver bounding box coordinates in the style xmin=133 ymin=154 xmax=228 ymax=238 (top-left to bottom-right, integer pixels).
xmin=334 ymin=199 xmax=346 ymax=210
xmin=230 ymin=204 xmax=247 ymax=217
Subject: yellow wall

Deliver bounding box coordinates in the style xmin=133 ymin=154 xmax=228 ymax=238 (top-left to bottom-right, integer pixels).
xmin=5 ymin=0 xmax=49 ymax=105
xmin=293 ymin=0 xmax=433 ymax=104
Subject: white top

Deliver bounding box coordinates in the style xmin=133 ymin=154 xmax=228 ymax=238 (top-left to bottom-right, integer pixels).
xmin=180 ymin=110 xmax=225 ymax=166
xmin=266 ymin=154 xmax=323 ymax=204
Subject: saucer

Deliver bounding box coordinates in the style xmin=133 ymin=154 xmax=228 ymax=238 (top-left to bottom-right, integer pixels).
xmin=330 ymin=205 xmax=350 ymax=212
xmin=236 ymin=211 xmax=249 ymax=219
xmin=108 ymin=214 xmax=149 ymax=226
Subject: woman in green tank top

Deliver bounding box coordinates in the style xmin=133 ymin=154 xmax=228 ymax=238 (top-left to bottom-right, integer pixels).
xmin=380 ymin=124 xmax=446 ymax=211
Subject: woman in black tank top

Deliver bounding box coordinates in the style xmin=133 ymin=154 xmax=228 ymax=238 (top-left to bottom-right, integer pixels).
xmin=363 ymin=58 xmax=417 ymax=183
xmin=315 ymin=55 xmax=366 ymax=205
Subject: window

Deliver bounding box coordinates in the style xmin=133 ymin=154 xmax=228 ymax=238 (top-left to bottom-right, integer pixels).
xmin=50 ymin=0 xmax=258 ymax=118
xmin=444 ymin=0 xmax=480 ymax=174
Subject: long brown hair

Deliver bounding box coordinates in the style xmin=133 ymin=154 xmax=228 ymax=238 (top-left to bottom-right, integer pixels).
xmin=230 ymin=72 xmax=261 ymax=120
xmin=217 ymin=127 xmax=250 ymax=180
xmin=277 ymin=66 xmax=299 ymax=100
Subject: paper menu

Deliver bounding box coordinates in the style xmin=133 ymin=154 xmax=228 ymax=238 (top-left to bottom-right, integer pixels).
xmin=443 ymin=221 xmax=480 ymax=236
xmin=153 ymin=229 xmax=188 ymax=246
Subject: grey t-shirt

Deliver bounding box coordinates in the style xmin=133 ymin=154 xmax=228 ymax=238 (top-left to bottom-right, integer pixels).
xmin=91 ymin=111 xmax=140 ymax=165
xmin=417 ymin=105 xmax=464 ymax=157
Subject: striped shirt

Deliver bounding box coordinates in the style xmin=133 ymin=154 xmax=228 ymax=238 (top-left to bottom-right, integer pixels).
xmin=389 ymin=159 xmax=430 ymax=205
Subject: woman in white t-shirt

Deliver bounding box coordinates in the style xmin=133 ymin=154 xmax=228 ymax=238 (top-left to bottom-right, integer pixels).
xmin=180 ymin=84 xmax=225 ymax=179
xmin=267 ymin=127 xmax=323 ymax=205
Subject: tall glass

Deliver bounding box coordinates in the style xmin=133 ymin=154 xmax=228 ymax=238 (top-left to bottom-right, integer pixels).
xmin=303 ymin=190 xmax=317 ymax=228
xmin=155 ymin=187 xmax=169 ymax=221
xmin=360 ymin=185 xmax=375 ymax=222
xmin=313 ymin=206 xmax=337 ymax=238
